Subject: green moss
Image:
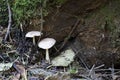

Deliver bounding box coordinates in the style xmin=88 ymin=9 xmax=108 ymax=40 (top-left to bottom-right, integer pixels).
xmin=99 ymin=0 xmax=120 ymax=47
xmin=0 ymin=0 xmax=8 ymax=26
xmin=85 ymin=0 xmax=120 ymax=48
xmin=55 ymin=0 xmax=67 ymax=5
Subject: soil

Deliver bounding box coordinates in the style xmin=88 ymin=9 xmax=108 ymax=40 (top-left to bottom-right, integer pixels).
xmin=40 ymin=0 xmax=119 ymax=68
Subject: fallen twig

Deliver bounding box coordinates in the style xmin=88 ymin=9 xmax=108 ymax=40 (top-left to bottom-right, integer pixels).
xmin=94 ymin=64 xmax=105 ymax=69
xmin=13 ymin=63 xmax=27 ymax=80
xmin=88 ymin=64 xmax=95 ymax=76
xmin=57 ymin=19 xmax=81 ymax=52
xmin=4 ymin=0 xmax=12 ymax=42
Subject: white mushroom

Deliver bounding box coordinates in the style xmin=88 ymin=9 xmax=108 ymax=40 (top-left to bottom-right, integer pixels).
xmin=38 ymin=38 xmax=56 ymax=63
xmin=25 ymin=31 xmax=42 ymax=45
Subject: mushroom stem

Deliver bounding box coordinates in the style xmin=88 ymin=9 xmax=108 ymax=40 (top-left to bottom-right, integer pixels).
xmin=46 ymin=49 xmax=50 ymax=63
xmin=33 ymin=36 xmax=35 ymax=45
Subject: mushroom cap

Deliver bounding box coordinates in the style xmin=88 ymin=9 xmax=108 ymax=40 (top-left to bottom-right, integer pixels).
xmin=38 ymin=38 xmax=56 ymax=49
xmin=25 ymin=31 xmax=42 ymax=38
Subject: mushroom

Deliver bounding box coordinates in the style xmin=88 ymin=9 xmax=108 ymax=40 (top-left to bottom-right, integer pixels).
xmin=25 ymin=31 xmax=42 ymax=45
xmin=38 ymin=38 xmax=56 ymax=63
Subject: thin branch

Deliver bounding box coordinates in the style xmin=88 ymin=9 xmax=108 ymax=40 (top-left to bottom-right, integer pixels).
xmin=40 ymin=7 xmax=43 ymax=32
xmin=57 ymin=19 xmax=80 ymax=52
xmin=79 ymin=56 xmax=89 ymax=70
xmin=94 ymin=64 xmax=104 ymax=69
xmin=4 ymin=1 xmax=12 ymax=42
xmin=88 ymin=64 xmax=95 ymax=76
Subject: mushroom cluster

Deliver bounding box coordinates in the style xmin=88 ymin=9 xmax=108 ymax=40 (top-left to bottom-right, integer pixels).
xmin=25 ymin=31 xmax=56 ymax=63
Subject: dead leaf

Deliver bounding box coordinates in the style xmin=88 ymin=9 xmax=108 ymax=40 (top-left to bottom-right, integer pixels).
xmin=28 ymin=68 xmax=54 ymax=77
xmin=0 ymin=63 xmax=13 ymax=71
xmin=13 ymin=63 xmax=27 ymax=80
xmin=11 ymin=73 xmax=20 ymax=80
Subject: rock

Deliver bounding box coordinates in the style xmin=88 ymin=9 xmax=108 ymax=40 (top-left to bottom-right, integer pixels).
xmin=51 ymin=49 xmax=75 ymax=67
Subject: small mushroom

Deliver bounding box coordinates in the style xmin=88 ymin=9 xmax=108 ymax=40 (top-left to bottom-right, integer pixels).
xmin=25 ymin=31 xmax=42 ymax=45
xmin=38 ymin=38 xmax=56 ymax=63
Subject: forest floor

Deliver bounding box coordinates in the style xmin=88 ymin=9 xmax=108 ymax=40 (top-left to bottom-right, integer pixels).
xmin=0 ymin=0 xmax=120 ymax=80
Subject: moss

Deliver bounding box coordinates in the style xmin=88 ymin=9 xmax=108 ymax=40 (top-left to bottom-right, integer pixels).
xmin=85 ymin=0 xmax=120 ymax=48
xmin=99 ymin=0 xmax=120 ymax=47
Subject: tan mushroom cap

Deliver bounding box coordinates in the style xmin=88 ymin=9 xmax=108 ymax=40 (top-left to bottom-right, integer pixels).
xmin=38 ymin=38 xmax=56 ymax=49
xmin=25 ymin=31 xmax=42 ymax=38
